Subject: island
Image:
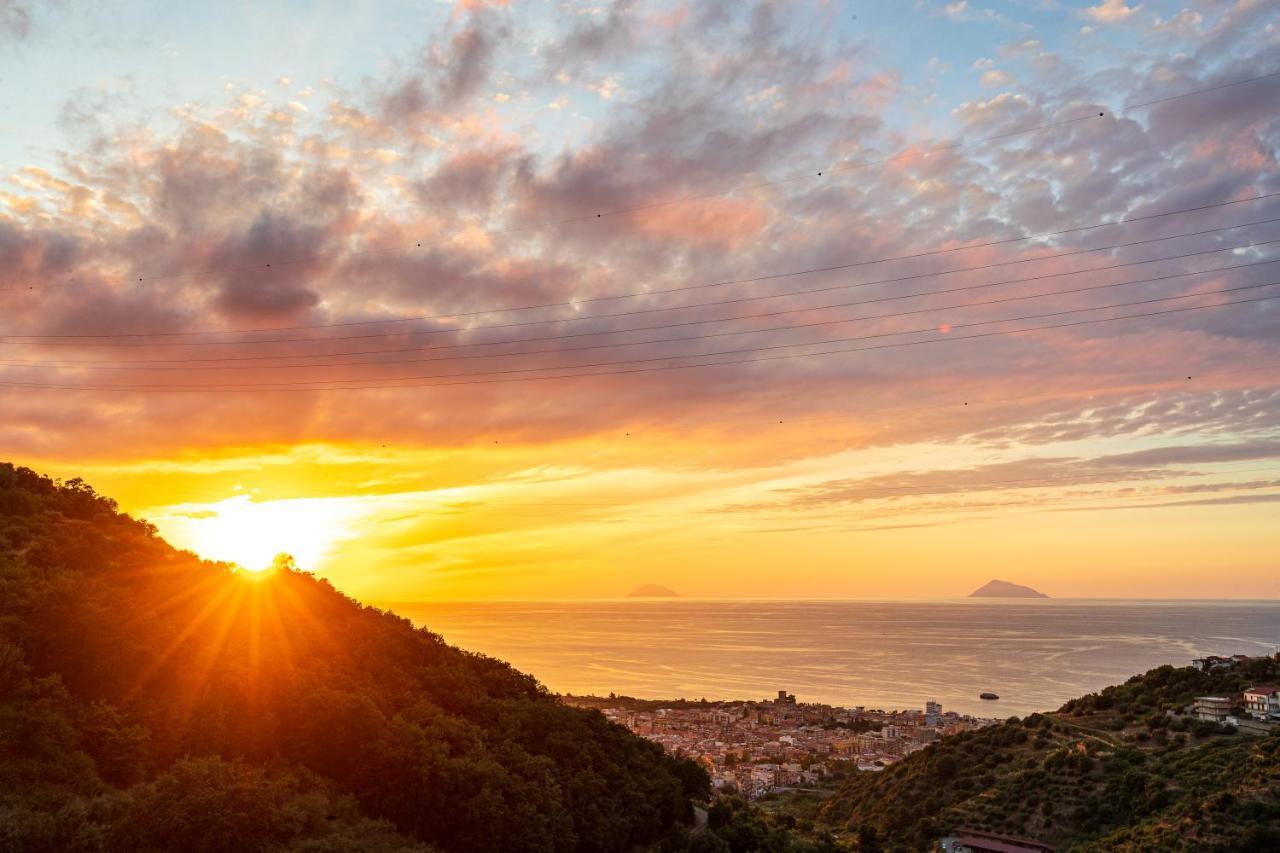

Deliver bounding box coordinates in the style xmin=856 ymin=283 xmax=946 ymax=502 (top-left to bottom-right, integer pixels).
xmin=629 ymin=583 xmax=679 ymax=598
xmin=968 ymin=579 xmax=1048 ymax=598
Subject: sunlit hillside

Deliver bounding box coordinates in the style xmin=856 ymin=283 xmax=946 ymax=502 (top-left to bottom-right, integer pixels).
xmin=0 ymin=463 xmax=708 ymax=852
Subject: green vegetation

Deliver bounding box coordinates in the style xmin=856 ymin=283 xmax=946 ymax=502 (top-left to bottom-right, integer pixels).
xmin=823 ymin=659 xmax=1280 ymax=851
xmin=6 ymin=463 xmax=1278 ymax=852
xmin=0 ymin=464 xmax=711 ymax=852
xmin=695 ymin=796 xmax=846 ymax=853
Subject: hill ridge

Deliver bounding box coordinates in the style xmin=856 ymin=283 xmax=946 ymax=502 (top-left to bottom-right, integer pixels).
xmin=0 ymin=463 xmax=707 ymax=852
xmin=822 ymin=655 xmax=1280 ymax=850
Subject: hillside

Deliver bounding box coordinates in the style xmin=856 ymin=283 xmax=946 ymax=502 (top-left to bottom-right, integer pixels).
xmin=0 ymin=464 xmax=709 ymax=852
xmin=822 ymin=658 xmax=1280 ymax=851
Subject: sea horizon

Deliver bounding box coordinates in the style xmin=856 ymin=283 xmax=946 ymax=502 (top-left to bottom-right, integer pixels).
xmin=389 ymin=598 xmax=1280 ymax=717
xmin=373 ymin=595 xmax=1280 ymax=605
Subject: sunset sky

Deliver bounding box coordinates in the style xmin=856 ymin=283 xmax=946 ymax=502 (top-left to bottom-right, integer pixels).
xmin=2 ymin=0 xmax=1278 ymax=600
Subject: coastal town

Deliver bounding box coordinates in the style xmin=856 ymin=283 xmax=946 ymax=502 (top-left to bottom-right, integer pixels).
xmin=563 ymin=653 xmax=1280 ymax=803
xmin=564 ymin=691 xmax=1000 ymax=799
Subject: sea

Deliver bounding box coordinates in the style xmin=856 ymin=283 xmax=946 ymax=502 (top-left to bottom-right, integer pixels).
xmin=391 ymin=599 xmax=1280 ymax=717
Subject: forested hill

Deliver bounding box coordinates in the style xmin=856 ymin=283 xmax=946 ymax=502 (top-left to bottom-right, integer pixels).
xmin=823 ymin=658 xmax=1280 ymax=851
xmin=0 ymin=463 xmax=708 ymax=852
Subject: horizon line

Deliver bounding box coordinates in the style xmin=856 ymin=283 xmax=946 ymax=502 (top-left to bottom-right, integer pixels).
xmin=367 ymin=595 xmax=1280 ymax=605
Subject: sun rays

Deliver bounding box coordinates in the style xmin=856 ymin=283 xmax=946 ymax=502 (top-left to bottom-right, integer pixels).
xmin=145 ymin=493 xmax=365 ymax=572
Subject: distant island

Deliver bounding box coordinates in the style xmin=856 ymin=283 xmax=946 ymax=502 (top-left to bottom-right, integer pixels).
xmin=968 ymin=579 xmax=1048 ymax=598
xmin=629 ymin=583 xmax=679 ymax=598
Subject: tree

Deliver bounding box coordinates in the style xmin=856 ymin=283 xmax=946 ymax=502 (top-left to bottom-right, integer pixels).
xmin=271 ymin=552 xmax=299 ymax=572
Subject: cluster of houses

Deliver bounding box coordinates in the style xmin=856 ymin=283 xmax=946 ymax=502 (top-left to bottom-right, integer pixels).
xmin=572 ymin=691 xmax=997 ymax=799
xmin=1192 ymin=653 xmax=1263 ymax=672
xmin=1189 ymin=653 xmax=1279 ymax=734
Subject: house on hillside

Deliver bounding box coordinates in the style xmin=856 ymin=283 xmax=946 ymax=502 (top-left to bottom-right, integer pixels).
xmin=940 ymin=827 xmax=1054 ymax=852
xmin=1193 ymin=696 xmax=1234 ymax=723
xmin=1191 ymin=654 xmax=1260 ymax=672
xmin=1243 ymin=684 xmax=1280 ymax=720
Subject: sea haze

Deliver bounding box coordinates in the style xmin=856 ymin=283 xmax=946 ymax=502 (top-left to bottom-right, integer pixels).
xmin=393 ymin=600 xmax=1280 ymax=716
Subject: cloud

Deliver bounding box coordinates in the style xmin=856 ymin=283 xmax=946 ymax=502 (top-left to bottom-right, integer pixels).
xmin=0 ymin=0 xmax=32 ymax=41
xmin=1153 ymin=9 xmax=1204 ymax=37
xmin=939 ymin=0 xmax=1026 ymax=29
xmin=586 ymin=75 xmax=623 ymax=100
xmin=736 ymin=440 xmax=1280 ymax=516
xmin=207 ymin=213 xmax=327 ymax=321
xmin=1088 ymin=439 xmax=1280 ymax=468
xmin=1081 ymin=0 xmax=1143 ymax=25
xmin=979 ymin=69 xmax=1016 ymax=87
xmin=0 ymin=0 xmax=1276 ymax=489
xmin=436 ymin=16 xmax=507 ymax=107
xmin=543 ymin=0 xmax=639 ymax=78
xmin=998 ymin=39 xmax=1042 ymax=58
xmin=377 ymin=5 xmax=512 ymax=134
xmin=1054 ymin=491 xmax=1280 ymax=512
xmin=414 ymin=147 xmax=521 ymax=212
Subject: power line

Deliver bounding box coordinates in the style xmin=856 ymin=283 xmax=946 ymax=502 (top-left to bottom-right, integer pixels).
xmin=36 ymin=241 xmax=1271 ymax=367
xmin=55 ymin=362 xmax=1280 ymax=491
xmin=4 ymin=115 xmax=1106 ymax=295
xmin=6 ymin=191 xmax=1278 ymax=339
xmin=83 ymin=461 xmax=1280 ymax=508
xmin=4 ymin=290 xmax=1274 ymax=391
xmin=1124 ymin=69 xmax=1280 ymax=110
xmin=7 ymin=254 xmax=1275 ymax=372
xmin=93 ymin=284 xmax=1280 ymax=387
xmin=7 ymin=214 xmax=1277 ymax=350
xmin=503 ymin=69 xmax=1280 ymax=232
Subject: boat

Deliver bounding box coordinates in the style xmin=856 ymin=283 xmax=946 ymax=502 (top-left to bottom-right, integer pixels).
xmin=979 ymin=692 xmax=1000 ymax=700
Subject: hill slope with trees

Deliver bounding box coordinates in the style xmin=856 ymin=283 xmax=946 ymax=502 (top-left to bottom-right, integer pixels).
xmin=822 ymin=657 xmax=1280 ymax=851
xmin=0 ymin=463 xmax=709 ymax=852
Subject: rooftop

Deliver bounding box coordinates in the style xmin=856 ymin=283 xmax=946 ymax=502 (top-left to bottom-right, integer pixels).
xmin=948 ymin=826 xmax=1055 ymax=853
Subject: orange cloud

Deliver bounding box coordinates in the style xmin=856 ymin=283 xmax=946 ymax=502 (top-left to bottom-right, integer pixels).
xmin=631 ymin=197 xmax=770 ymax=248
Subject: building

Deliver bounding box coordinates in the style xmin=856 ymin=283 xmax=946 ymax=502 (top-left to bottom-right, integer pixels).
xmin=1243 ymin=685 xmax=1280 ymax=720
xmin=1192 ymin=653 xmax=1264 ymax=672
xmin=926 ymin=700 xmax=942 ymax=726
xmin=941 ymin=827 xmax=1054 ymax=852
xmin=1192 ymin=655 xmax=1240 ymax=672
xmin=1194 ymin=696 xmax=1234 ymax=723
xmin=568 ymin=692 xmax=1001 ymax=800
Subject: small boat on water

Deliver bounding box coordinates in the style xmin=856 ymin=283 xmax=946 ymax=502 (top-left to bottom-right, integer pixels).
xmin=979 ymin=692 xmax=1000 ymax=700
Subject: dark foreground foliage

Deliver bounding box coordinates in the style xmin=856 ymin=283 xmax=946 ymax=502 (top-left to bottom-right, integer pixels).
xmin=823 ymin=657 xmax=1280 ymax=851
xmin=0 ymin=464 xmax=710 ymax=852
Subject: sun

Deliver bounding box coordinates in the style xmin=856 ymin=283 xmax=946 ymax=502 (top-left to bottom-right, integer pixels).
xmin=147 ymin=494 xmax=362 ymax=572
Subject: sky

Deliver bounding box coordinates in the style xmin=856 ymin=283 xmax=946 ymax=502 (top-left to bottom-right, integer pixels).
xmin=1 ymin=0 xmax=1278 ymax=600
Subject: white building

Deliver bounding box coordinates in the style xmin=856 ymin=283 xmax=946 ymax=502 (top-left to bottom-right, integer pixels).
xmin=1194 ymin=696 xmax=1233 ymax=723
xmin=1243 ymin=685 xmax=1280 ymax=720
